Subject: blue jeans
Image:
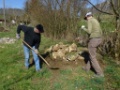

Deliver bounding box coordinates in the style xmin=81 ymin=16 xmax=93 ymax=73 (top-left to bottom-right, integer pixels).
xmin=23 ymin=44 xmax=40 ymax=71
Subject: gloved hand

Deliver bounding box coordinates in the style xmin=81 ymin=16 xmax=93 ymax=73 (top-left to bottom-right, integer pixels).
xmin=16 ymin=33 xmax=20 ymax=39
xmin=34 ymin=49 xmax=39 ymax=54
xmin=81 ymin=25 xmax=85 ymax=30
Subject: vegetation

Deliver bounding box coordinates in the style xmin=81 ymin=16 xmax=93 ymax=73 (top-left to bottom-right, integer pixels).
xmin=0 ymin=26 xmax=120 ymax=90
xmin=0 ymin=0 xmax=120 ymax=89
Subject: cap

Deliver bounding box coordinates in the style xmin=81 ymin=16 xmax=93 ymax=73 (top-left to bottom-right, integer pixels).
xmin=36 ymin=24 xmax=44 ymax=33
xmin=84 ymin=12 xmax=92 ymax=20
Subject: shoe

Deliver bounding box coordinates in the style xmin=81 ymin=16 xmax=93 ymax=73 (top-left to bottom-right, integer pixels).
xmin=25 ymin=65 xmax=30 ymax=70
xmin=82 ymin=66 xmax=89 ymax=72
xmin=36 ymin=69 xmax=42 ymax=72
xmin=25 ymin=67 xmax=29 ymax=70
xmin=93 ymin=74 xmax=104 ymax=78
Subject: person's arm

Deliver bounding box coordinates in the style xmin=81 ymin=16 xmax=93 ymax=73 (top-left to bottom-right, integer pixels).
xmin=83 ymin=20 xmax=92 ymax=34
xmin=17 ymin=25 xmax=28 ymax=34
xmin=35 ymin=41 xmax=40 ymax=49
xmin=34 ymin=41 xmax=40 ymax=54
xmin=16 ymin=25 xmax=28 ymax=39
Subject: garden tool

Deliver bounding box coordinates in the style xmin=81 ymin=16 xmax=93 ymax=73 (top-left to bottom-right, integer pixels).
xmin=23 ymin=40 xmax=59 ymax=70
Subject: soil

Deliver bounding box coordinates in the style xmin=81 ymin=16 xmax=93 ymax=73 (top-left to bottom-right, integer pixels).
xmin=45 ymin=57 xmax=85 ymax=70
xmin=41 ymin=50 xmax=106 ymax=76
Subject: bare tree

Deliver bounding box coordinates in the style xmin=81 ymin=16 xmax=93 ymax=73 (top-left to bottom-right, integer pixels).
xmin=23 ymin=0 xmax=87 ymax=40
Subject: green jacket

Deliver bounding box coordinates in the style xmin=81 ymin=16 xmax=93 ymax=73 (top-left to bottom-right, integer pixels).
xmin=83 ymin=17 xmax=103 ymax=38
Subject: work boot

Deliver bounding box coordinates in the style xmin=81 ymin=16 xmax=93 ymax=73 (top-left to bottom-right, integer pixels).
xmin=25 ymin=66 xmax=29 ymax=70
xmin=36 ymin=69 xmax=43 ymax=72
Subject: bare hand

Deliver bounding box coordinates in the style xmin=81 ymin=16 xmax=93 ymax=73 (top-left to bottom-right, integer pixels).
xmin=34 ymin=49 xmax=39 ymax=54
xmin=81 ymin=25 xmax=85 ymax=29
xmin=16 ymin=33 xmax=20 ymax=39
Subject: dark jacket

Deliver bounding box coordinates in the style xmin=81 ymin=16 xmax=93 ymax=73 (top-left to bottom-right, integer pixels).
xmin=17 ymin=25 xmax=41 ymax=49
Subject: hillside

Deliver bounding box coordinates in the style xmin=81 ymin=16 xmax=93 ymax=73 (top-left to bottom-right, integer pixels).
xmin=0 ymin=8 xmax=24 ymax=16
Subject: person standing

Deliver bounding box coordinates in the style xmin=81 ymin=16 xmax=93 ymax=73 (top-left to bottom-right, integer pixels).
xmin=81 ymin=12 xmax=104 ymax=77
xmin=16 ymin=24 xmax=44 ymax=72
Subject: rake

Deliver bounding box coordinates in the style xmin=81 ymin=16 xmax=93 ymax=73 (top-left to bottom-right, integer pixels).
xmin=23 ymin=40 xmax=59 ymax=70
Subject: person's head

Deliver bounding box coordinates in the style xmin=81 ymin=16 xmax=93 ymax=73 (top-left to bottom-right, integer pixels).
xmin=84 ymin=12 xmax=93 ymax=20
xmin=34 ymin=24 xmax=44 ymax=33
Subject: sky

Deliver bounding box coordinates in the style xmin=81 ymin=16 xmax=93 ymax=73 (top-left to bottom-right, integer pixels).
xmin=0 ymin=0 xmax=105 ymax=9
xmin=0 ymin=0 xmax=27 ymax=9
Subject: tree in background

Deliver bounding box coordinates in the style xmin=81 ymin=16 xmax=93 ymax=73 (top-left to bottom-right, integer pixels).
xmin=24 ymin=0 xmax=87 ymax=40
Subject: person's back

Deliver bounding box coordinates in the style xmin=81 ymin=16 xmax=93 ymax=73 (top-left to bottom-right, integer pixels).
xmin=88 ymin=17 xmax=102 ymax=38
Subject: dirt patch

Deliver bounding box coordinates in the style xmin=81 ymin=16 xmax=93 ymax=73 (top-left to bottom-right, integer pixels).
xmin=42 ymin=50 xmax=105 ymax=77
xmin=45 ymin=57 xmax=85 ymax=71
xmin=43 ymin=50 xmax=105 ymax=70
xmin=44 ymin=57 xmax=85 ymax=85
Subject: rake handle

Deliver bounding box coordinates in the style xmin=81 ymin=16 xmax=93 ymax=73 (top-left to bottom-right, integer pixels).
xmin=23 ymin=40 xmax=50 ymax=67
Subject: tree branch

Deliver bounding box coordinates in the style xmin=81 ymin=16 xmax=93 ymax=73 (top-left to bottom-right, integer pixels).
xmin=85 ymin=0 xmax=114 ymax=15
xmin=110 ymin=0 xmax=119 ymax=16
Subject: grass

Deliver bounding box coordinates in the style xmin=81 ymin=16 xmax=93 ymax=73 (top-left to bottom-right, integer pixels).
xmin=0 ymin=26 xmax=120 ymax=90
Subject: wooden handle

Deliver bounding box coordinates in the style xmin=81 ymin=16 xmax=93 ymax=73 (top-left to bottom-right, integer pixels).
xmin=23 ymin=40 xmax=50 ymax=66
